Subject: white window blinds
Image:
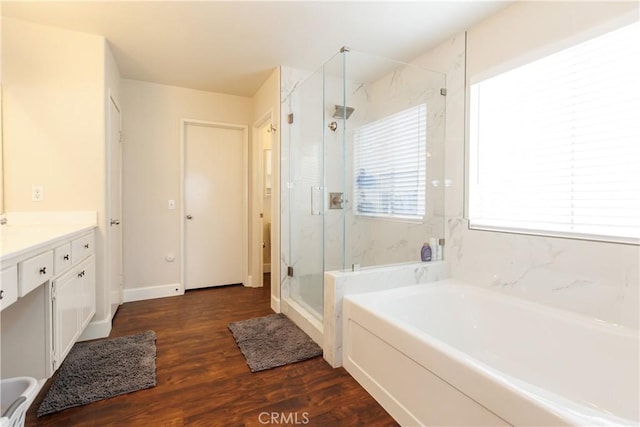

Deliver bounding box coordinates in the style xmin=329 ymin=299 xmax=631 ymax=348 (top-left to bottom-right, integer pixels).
xmin=469 ymin=21 xmax=640 ymax=242
xmin=354 ymin=104 xmax=426 ymax=220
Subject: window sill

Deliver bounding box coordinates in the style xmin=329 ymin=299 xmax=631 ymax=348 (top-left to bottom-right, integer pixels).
xmin=354 ymin=213 xmax=425 ymax=225
xmin=468 ymin=222 xmax=640 ymax=246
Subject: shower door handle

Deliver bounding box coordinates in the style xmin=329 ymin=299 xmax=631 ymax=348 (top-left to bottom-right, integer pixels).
xmin=311 ymin=187 xmax=323 ymax=215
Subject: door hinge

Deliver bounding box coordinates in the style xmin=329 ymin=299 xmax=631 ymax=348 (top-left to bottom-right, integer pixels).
xmin=440 ymin=88 xmax=447 ymax=96
xmin=51 ymin=283 xmax=56 ymax=301
xmin=288 ymin=113 xmax=294 ymax=124
xmin=51 ymin=351 xmax=57 ymax=371
xmin=119 ymin=130 xmax=124 ymax=143
xmin=287 ymin=266 xmax=294 ymax=277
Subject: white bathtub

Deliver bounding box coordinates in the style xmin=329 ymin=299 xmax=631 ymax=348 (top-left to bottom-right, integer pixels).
xmin=342 ymin=279 xmax=639 ymax=426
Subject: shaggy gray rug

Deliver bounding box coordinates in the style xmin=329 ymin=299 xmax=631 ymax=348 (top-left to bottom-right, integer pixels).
xmin=228 ymin=313 xmax=322 ymax=372
xmin=37 ymin=331 xmax=157 ymax=417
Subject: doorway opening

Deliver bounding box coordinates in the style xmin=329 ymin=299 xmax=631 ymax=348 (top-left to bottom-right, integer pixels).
xmin=251 ymin=112 xmax=275 ymax=290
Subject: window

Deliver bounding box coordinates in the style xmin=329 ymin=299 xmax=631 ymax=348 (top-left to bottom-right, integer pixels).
xmin=469 ymin=21 xmax=640 ymax=243
xmin=354 ymin=104 xmax=426 ymax=220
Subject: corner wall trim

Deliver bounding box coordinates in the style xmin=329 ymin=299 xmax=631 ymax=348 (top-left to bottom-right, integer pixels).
xmin=78 ymin=317 xmax=112 ymax=341
xmin=123 ymin=283 xmax=184 ymax=303
xmin=271 ymin=295 xmax=281 ymax=313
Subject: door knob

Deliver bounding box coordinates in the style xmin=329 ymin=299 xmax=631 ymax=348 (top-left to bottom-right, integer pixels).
xmin=110 ymin=219 xmax=121 ymax=226
xmin=186 ymin=214 xmax=193 ymax=220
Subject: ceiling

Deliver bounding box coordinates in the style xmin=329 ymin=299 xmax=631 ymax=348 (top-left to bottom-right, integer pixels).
xmin=2 ymin=1 xmax=511 ymax=98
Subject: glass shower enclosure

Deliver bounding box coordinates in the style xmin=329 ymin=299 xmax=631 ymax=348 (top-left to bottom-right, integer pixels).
xmin=282 ymin=48 xmax=446 ymax=328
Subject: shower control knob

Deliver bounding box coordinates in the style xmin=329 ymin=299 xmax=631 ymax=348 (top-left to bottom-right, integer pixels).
xmin=329 ymin=192 xmax=345 ymax=209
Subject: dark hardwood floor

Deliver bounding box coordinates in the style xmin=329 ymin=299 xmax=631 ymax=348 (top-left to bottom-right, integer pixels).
xmin=26 ymin=276 xmax=398 ymax=426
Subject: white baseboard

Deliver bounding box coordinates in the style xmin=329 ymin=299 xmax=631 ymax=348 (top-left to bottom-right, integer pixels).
xmin=271 ymin=295 xmax=280 ymax=313
xmin=79 ymin=317 xmax=112 ymax=341
xmin=124 ymin=283 xmax=183 ymax=303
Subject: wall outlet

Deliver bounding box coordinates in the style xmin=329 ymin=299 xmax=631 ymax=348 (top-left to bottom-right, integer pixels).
xmin=32 ymin=186 xmax=44 ymax=202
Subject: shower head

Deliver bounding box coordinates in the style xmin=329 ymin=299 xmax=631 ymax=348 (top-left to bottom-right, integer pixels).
xmin=332 ymin=105 xmax=355 ymax=120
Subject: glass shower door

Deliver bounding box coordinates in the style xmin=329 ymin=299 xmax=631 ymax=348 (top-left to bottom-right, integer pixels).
xmin=288 ymin=67 xmax=325 ymax=320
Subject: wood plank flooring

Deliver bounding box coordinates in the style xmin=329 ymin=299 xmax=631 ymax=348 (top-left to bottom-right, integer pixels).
xmin=26 ymin=279 xmax=398 ymax=426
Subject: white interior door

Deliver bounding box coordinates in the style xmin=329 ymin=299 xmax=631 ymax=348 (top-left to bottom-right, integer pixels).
xmin=184 ymin=122 xmax=246 ymax=289
xmin=108 ymin=96 xmax=123 ymax=316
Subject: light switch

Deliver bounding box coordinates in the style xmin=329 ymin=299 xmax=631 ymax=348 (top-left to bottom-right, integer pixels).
xmin=168 ymin=199 xmax=176 ymax=210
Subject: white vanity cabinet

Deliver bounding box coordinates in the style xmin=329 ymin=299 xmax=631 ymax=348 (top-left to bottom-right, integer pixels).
xmin=54 ymin=243 xmax=72 ymax=274
xmin=1 ymin=222 xmax=97 ymax=382
xmin=51 ymin=255 xmax=96 ymax=370
xmin=19 ymin=250 xmax=54 ymax=297
xmin=0 ymin=265 xmax=19 ymax=311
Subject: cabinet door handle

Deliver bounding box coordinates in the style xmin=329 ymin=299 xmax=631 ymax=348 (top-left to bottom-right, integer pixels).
xmin=64 ymin=254 xmax=70 ymax=261
xmin=39 ymin=267 xmax=47 ymax=275
xmin=0 ymin=289 xmax=4 ymax=300
xmin=84 ymin=243 xmax=90 ymax=249
xmin=77 ymin=270 xmax=85 ymax=279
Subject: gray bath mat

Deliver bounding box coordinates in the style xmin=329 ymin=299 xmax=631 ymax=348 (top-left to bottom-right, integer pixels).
xmin=228 ymin=313 xmax=322 ymax=372
xmin=37 ymin=331 xmax=157 ymax=417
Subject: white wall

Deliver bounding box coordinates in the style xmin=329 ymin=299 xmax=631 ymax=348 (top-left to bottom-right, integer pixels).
xmin=121 ymin=79 xmax=251 ymax=295
xmin=2 ymin=17 xmax=114 ymax=326
xmin=2 ymin=17 xmax=104 ymax=212
xmin=414 ymin=1 xmax=639 ymax=329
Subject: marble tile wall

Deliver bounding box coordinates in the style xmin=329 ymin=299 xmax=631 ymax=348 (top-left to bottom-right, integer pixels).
xmin=323 ymin=261 xmax=450 ymax=367
xmin=412 ymin=32 xmax=640 ymax=330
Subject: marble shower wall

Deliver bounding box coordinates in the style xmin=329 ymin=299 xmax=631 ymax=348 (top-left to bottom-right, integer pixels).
xmin=280 ymin=53 xmax=449 ymax=312
xmin=345 ymin=55 xmax=447 ymax=268
xmin=413 ymin=29 xmax=639 ymax=330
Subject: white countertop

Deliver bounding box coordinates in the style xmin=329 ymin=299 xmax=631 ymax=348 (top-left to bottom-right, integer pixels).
xmin=0 ymin=212 xmax=97 ymax=262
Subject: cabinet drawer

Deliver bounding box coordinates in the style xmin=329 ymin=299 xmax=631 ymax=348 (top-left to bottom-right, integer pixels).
xmin=54 ymin=243 xmax=73 ymax=275
xmin=19 ymin=251 xmax=54 ymax=297
xmin=71 ymin=232 xmax=95 ymax=263
xmin=1 ymin=265 xmax=19 ymax=311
